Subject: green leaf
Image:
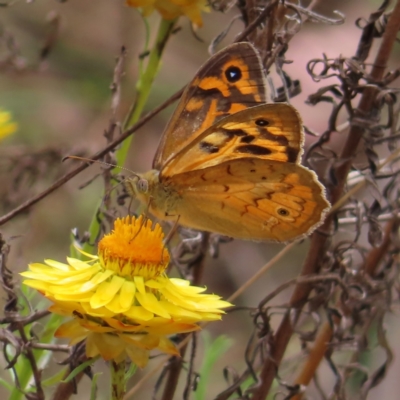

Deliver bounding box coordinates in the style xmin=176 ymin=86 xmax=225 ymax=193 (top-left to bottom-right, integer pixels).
xmin=0 ymin=377 xmax=16 ymax=392
xmin=90 ymin=372 xmax=102 ymax=400
xmin=195 ymin=332 xmax=233 ymax=400
xmin=125 ymin=362 xmax=137 ymax=382
xmin=62 ymin=356 xmax=100 ymax=383
xmin=42 ymin=367 xmax=69 ymax=387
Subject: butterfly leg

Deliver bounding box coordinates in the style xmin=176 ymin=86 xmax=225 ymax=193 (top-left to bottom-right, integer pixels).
xmin=128 ymin=197 xmax=154 ymax=243
xmin=163 ymin=214 xmax=181 ymax=247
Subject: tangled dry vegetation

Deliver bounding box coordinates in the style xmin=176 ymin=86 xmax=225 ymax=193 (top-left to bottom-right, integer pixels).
xmin=1 ymin=1 xmax=400 ymax=399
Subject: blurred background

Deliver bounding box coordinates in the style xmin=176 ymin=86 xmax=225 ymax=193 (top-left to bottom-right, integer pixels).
xmin=0 ymin=0 xmax=399 ymax=398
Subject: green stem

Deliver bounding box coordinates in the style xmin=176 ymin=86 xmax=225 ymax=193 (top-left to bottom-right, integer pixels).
xmin=119 ymin=17 xmax=177 ymax=162
xmin=82 ymin=17 xmax=176 ymax=255
xmin=111 ymin=359 xmax=127 ymax=400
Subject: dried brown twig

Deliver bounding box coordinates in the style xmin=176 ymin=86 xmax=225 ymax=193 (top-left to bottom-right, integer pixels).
xmin=250 ymin=1 xmax=400 ymax=399
xmin=0 ymin=234 xmax=46 ymax=399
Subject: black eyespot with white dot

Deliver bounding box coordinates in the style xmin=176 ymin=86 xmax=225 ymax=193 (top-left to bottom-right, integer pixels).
xmin=225 ymin=66 xmax=242 ymax=83
xmin=255 ymin=119 xmax=269 ymax=127
xmin=277 ymin=208 xmax=289 ymax=216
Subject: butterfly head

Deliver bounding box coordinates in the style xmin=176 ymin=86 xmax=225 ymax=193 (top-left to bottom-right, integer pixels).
xmin=125 ymin=169 xmax=161 ymax=204
xmin=126 ymin=174 xmax=148 ymax=198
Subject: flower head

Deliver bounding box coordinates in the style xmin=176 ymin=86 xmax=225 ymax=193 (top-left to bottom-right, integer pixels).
xmin=126 ymin=0 xmax=209 ymax=27
xmin=22 ymin=216 xmax=231 ymax=367
xmin=0 ymin=109 xmax=17 ymax=140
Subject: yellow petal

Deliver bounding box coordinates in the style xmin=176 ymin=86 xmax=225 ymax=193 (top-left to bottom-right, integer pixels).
xmin=44 ymin=259 xmax=73 ymax=271
xmin=120 ymin=333 xmax=159 ymax=350
xmin=34 ymin=271 xmax=75 ymax=280
xmin=53 ymin=292 xmax=93 ymax=302
xmin=22 ymin=279 xmax=49 ymax=291
xmin=157 ymin=301 xmax=201 ymax=321
xmin=134 ymin=276 xmax=145 ymax=294
xmin=125 ymin=345 xmax=149 ymax=368
xmin=55 ymin=319 xmax=88 ymax=340
xmin=79 ymin=270 xmax=114 ymax=292
xmin=90 ymin=275 xmax=125 ymax=308
xmin=104 ymin=318 xmax=141 ymax=332
xmin=145 ymin=279 xmax=166 ymax=290
xmin=24 ymin=264 xmax=61 ymax=275
xmin=145 ymin=321 xmax=200 ymax=335
xmin=85 ymin=334 xmax=100 ymax=358
xmin=124 ymin=306 xmax=154 ymax=322
xmin=87 ymin=332 xmax=126 ymax=361
xmin=120 ymin=280 xmax=136 ymax=309
xmin=105 ymin=295 xmax=129 ymax=314
xmin=53 ymin=266 xmax=100 ymax=285
xmin=136 ymin=292 xmax=170 ymax=319
xmin=169 ymin=278 xmax=191 ymax=287
xmin=182 ymin=6 xmax=204 ymax=27
xmin=49 ymin=302 xmax=84 ymax=316
xmin=194 ymin=312 xmax=223 ymax=321
xmin=66 ymin=257 xmax=95 ymax=270
xmin=27 ymin=265 xmax=100 ymax=285
xmin=81 ymin=302 xmax=116 ymax=318
xmin=161 ymin=286 xmax=199 ymax=310
xmin=157 ymin=336 xmax=179 ymax=356
xmin=169 ymin=278 xmax=206 ymax=293
xmin=48 ymin=281 xmax=92 ymax=294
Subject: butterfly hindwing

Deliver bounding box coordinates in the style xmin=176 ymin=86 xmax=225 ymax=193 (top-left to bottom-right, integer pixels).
xmin=153 ymin=42 xmax=268 ymax=170
xmin=162 ymin=158 xmax=330 ymax=242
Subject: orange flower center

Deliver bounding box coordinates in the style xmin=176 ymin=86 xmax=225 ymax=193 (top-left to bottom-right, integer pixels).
xmin=98 ymin=216 xmax=170 ymax=279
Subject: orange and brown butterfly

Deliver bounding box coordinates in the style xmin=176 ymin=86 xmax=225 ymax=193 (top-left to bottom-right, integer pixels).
xmin=126 ymin=42 xmax=330 ymax=242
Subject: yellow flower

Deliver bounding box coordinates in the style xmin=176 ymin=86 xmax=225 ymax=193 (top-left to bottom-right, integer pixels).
xmin=126 ymin=0 xmax=209 ymax=27
xmin=22 ymin=216 xmax=231 ymax=367
xmin=0 ymin=109 xmax=17 ymax=140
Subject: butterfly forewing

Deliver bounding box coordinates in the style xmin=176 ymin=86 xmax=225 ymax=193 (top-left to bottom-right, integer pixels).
xmin=153 ymin=42 xmax=268 ymax=170
xmin=163 ymin=158 xmax=330 ymax=241
xmin=160 ymin=103 xmax=303 ymax=176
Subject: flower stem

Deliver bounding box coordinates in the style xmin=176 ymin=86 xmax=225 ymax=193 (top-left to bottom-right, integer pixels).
xmin=119 ymin=17 xmax=177 ymax=164
xmin=111 ymin=359 xmax=126 ymax=400
xmin=82 ymin=17 xmax=176 ymax=255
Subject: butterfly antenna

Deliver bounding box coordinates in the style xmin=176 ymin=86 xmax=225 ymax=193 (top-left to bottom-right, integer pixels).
xmin=65 ymin=155 xmax=140 ymax=210
xmin=65 ymin=154 xmax=143 ymax=202
xmin=63 ymin=155 xmax=141 ymax=179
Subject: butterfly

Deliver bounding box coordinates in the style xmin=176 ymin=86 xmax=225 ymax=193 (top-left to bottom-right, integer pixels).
xmin=126 ymin=42 xmax=330 ymax=242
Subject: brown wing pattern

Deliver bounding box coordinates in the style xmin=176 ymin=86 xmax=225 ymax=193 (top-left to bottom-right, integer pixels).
xmin=165 ymin=158 xmax=330 ymax=241
xmin=161 ymin=103 xmax=303 ymax=176
xmin=153 ymin=42 xmax=267 ymax=170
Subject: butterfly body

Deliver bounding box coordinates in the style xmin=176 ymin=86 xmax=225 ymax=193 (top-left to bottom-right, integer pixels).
xmin=127 ymin=42 xmax=330 ymax=242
